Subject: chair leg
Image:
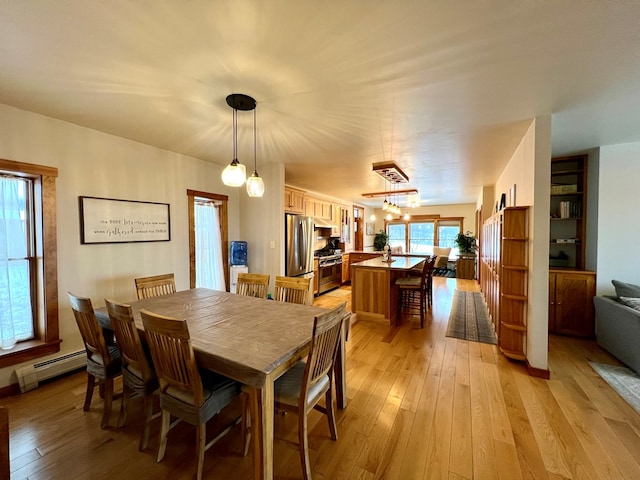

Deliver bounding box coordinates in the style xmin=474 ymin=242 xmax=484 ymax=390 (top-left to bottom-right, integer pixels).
xmin=195 ymin=423 xmax=207 ymax=480
xmin=118 ymin=383 xmax=131 ymax=427
xmin=139 ymin=394 xmax=154 ymax=451
xmin=157 ymin=410 xmax=170 ymax=463
xmin=298 ymin=409 xmax=312 ymax=480
xmin=83 ymin=373 xmax=95 ymax=411
xmin=241 ymin=392 xmax=251 ymax=457
xmin=420 ymin=292 xmax=425 ymax=329
xmin=325 ymin=388 xmax=338 ymax=441
xmin=101 ymin=378 xmax=114 ymax=429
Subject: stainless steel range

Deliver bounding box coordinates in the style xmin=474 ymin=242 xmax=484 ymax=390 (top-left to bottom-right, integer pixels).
xmin=315 ymin=250 xmax=342 ymax=294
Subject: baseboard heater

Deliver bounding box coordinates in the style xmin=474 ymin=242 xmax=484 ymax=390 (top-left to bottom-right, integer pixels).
xmin=14 ymin=350 xmax=86 ymax=393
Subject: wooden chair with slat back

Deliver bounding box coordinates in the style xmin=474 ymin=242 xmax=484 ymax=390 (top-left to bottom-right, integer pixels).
xmin=135 ymin=273 xmax=177 ymax=300
xmin=274 ymin=302 xmax=348 ymax=480
xmin=395 ymin=255 xmax=436 ymax=328
xmin=140 ymin=309 xmax=250 ymax=480
xmin=274 ymin=275 xmax=312 ymax=305
xmin=236 ymin=273 xmax=270 ymax=299
xmin=105 ymin=298 xmax=159 ymax=451
xmin=68 ymin=292 xmax=122 ymax=429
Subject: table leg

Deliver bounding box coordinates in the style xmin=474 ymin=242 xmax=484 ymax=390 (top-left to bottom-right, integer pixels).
xmin=249 ymin=381 xmax=274 ymax=480
xmin=335 ymin=318 xmax=347 ymax=409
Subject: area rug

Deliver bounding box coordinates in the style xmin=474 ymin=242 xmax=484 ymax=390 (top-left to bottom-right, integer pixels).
xmin=433 ymin=268 xmax=456 ymax=278
xmin=589 ymin=362 xmax=640 ymax=415
xmin=446 ymin=290 xmax=497 ymax=344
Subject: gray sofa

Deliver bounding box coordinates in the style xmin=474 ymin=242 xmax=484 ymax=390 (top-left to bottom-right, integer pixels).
xmin=594 ymin=295 xmax=640 ymax=374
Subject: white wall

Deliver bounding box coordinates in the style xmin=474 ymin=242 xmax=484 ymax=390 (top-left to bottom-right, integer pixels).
xmin=493 ymin=117 xmax=551 ymax=372
xmin=596 ymin=142 xmax=640 ymax=294
xmin=0 ymin=103 xmax=251 ymax=388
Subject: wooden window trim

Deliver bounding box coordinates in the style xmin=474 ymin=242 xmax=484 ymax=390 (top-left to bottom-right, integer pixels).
xmin=187 ymin=189 xmax=229 ymax=290
xmin=0 ymin=159 xmax=59 ymax=368
xmin=385 ymin=215 xmax=465 ymax=253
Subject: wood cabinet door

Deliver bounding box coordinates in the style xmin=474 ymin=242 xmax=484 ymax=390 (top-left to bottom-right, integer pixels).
xmin=553 ymin=272 xmax=595 ymax=337
xmin=342 ymin=254 xmax=350 ymax=283
xmin=548 ymin=273 xmax=557 ymax=332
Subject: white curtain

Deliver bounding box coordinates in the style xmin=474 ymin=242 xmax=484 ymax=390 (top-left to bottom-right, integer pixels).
xmin=0 ymin=177 xmax=24 ymax=349
xmin=194 ymin=201 xmax=225 ymax=291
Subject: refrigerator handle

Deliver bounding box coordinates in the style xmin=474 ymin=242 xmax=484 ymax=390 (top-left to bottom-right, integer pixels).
xmin=300 ymin=220 xmax=307 ymax=270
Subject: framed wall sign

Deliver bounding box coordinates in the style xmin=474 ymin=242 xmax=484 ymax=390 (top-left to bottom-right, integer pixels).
xmin=79 ymin=196 xmax=171 ymax=244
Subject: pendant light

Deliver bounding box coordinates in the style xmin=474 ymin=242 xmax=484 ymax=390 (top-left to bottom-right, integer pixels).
xmin=222 ymin=94 xmax=257 ymax=188
xmin=245 ymin=108 xmax=265 ymax=197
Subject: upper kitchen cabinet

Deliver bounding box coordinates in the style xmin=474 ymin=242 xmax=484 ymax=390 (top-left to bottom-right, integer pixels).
xmin=284 ymin=186 xmax=305 ymax=215
xmin=549 ymin=155 xmax=587 ymax=270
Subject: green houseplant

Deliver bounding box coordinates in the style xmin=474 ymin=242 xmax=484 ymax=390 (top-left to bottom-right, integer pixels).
xmin=454 ymin=231 xmax=477 ymax=254
xmin=373 ymin=230 xmax=389 ymax=251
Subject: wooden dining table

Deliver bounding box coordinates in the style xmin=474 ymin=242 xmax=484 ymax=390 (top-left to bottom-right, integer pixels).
xmin=94 ymin=288 xmax=348 ymax=480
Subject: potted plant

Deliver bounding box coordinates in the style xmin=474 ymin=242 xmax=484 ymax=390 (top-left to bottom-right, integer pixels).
xmin=373 ymin=230 xmax=389 ymax=251
xmin=454 ymin=231 xmax=477 ymax=254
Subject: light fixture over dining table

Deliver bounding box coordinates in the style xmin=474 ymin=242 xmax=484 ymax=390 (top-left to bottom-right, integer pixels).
xmin=221 ymin=93 xmax=264 ymax=197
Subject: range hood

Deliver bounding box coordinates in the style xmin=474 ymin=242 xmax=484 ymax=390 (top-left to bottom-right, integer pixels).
xmin=314 ymin=218 xmax=338 ymax=229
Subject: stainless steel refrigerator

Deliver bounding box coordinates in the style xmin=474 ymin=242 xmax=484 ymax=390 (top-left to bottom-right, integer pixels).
xmin=285 ymin=214 xmax=314 ymax=279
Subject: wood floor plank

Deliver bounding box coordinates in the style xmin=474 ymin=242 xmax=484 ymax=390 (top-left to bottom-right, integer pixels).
xmin=3 ymin=278 xmax=640 ymax=480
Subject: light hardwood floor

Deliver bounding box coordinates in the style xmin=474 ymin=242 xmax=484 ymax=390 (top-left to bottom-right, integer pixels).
xmin=3 ymin=278 xmax=640 ymax=479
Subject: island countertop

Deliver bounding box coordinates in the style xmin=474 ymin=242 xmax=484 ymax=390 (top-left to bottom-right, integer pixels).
xmin=350 ymin=255 xmax=425 ymax=270
xmin=350 ymin=256 xmax=426 ymax=325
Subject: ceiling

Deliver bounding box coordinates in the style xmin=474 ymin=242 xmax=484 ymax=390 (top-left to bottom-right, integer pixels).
xmin=2 ymin=1 xmax=640 ymax=207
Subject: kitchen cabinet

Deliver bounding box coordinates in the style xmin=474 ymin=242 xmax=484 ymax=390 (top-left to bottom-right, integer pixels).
xmin=349 ymin=252 xmax=381 ymax=264
xmin=341 ymin=254 xmax=350 ymax=283
xmin=549 ymin=270 xmax=596 ymax=337
xmin=313 ymin=258 xmax=319 ymax=295
xmin=284 ymin=186 xmax=305 ymax=214
xmin=456 ymin=254 xmax=476 ymax=279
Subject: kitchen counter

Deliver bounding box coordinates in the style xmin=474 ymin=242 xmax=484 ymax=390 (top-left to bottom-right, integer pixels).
xmin=350 ymin=255 xmax=425 ymax=326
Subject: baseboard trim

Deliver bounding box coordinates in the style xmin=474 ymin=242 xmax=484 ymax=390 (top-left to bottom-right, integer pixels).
xmin=526 ymin=360 xmax=551 ymax=379
xmin=0 ymin=382 xmax=21 ymax=399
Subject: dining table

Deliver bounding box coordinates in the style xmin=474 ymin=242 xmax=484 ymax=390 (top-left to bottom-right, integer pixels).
xmin=94 ymin=287 xmax=349 ymax=480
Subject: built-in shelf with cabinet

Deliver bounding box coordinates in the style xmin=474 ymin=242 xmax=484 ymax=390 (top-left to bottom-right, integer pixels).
xmin=480 ymin=207 xmax=529 ymax=362
xmin=549 ymin=155 xmax=587 ymax=270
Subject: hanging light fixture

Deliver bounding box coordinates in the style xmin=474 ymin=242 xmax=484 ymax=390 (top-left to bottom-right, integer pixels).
xmin=245 ymin=108 xmax=265 ymax=197
xmin=222 ymin=94 xmax=257 ymax=188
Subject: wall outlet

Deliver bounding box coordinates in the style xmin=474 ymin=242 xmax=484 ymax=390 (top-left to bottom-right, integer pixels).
xmin=270 ymin=240 xmax=275 ymax=249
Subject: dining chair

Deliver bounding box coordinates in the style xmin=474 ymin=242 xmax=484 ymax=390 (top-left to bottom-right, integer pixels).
xmin=236 ymin=273 xmax=270 ymax=299
xmin=135 ymin=273 xmax=176 ymax=300
xmin=274 ymin=275 xmax=312 ymax=305
xmin=104 ymin=298 xmax=159 ymax=451
xmin=274 ymin=302 xmax=348 ymax=480
xmin=68 ymin=292 xmax=122 ymax=428
xmin=395 ymin=255 xmax=436 ymax=328
xmin=140 ymin=309 xmax=249 ymax=480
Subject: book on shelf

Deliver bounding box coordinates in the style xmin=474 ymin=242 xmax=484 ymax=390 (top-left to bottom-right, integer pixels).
xmin=557 ymin=200 xmax=581 ymax=219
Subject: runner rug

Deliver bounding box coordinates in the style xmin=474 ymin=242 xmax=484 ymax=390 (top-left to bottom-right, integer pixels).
xmin=589 ymin=362 xmax=640 ymax=415
xmin=446 ymin=290 xmax=497 ymax=344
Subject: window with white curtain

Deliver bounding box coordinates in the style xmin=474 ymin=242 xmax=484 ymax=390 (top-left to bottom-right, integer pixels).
xmin=194 ymin=199 xmax=225 ymax=291
xmin=0 ymin=175 xmax=35 ymax=349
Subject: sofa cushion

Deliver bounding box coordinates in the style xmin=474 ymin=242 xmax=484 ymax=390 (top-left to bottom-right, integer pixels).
xmin=619 ymin=296 xmax=640 ymax=312
xmin=612 ymin=279 xmax=640 ymax=298
xmin=433 ymin=247 xmax=451 ymax=269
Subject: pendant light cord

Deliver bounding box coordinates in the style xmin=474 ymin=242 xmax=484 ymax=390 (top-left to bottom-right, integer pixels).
xmin=233 ymin=104 xmax=238 ymax=161
xmin=253 ymin=108 xmax=257 ymax=172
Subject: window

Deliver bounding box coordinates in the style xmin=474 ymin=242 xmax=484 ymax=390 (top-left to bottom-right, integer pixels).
xmin=187 ymin=190 xmax=229 ymax=290
xmin=0 ymin=175 xmax=35 ymax=348
xmin=0 ymin=159 xmax=60 ymax=369
xmin=386 ymin=215 xmax=463 ymax=256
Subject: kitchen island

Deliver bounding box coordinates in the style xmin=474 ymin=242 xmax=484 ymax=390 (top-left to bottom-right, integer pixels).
xmin=350 ymin=255 xmax=426 ymax=326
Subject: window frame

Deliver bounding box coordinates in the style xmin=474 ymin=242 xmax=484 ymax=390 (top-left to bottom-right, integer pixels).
xmin=384 ymin=215 xmax=465 ymax=254
xmin=0 ymin=158 xmax=60 ymax=369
